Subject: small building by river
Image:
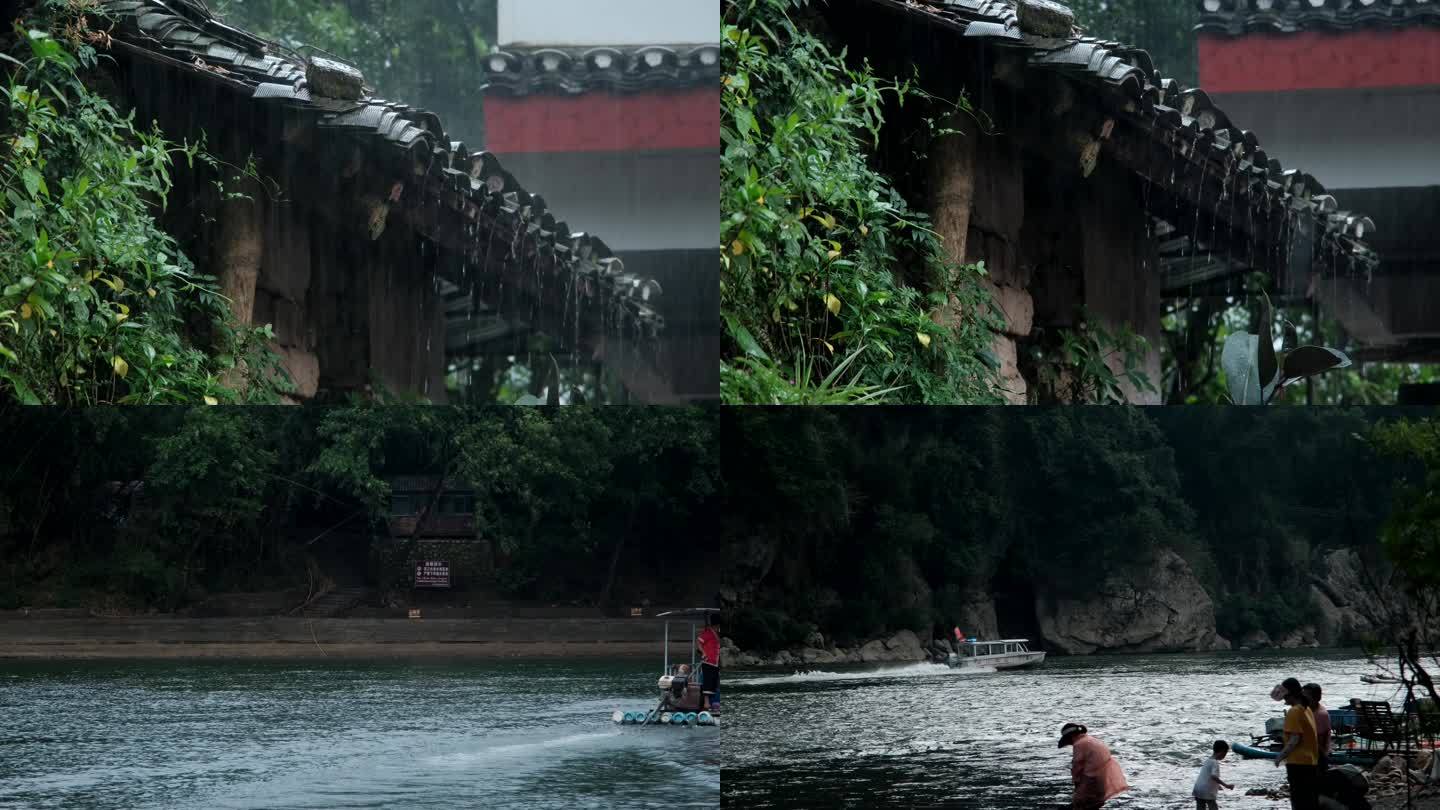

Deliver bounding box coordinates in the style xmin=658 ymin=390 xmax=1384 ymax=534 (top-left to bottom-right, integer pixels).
xmin=817 ymin=0 xmax=1378 ymax=403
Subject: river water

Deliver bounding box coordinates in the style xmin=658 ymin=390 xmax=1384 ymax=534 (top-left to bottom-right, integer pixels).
xmin=0 ymin=659 xmax=718 ymax=809
xmin=723 ymin=650 xmax=1397 ymax=809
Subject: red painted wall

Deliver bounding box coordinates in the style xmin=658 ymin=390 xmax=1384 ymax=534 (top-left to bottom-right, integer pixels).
xmin=484 ymin=88 xmax=718 ymax=153
xmin=1198 ymin=29 xmax=1440 ymax=93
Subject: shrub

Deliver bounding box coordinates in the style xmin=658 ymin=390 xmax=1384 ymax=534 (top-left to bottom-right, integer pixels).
xmin=720 ymin=0 xmax=1002 ymax=404
xmin=0 ymin=13 xmax=288 ymax=403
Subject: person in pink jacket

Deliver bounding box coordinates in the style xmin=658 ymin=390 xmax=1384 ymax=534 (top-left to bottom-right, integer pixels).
xmin=1059 ymin=723 xmax=1130 ymax=809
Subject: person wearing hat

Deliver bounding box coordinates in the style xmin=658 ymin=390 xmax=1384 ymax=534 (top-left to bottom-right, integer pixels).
xmin=1058 ymin=722 xmax=1129 ymax=809
xmin=1273 ymin=678 xmax=1320 ymax=809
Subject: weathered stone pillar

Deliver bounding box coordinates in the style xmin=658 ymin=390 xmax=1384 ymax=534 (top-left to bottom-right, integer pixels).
xmin=216 ymin=197 xmax=262 ymax=326
xmin=932 ymin=117 xmax=1034 ymax=403
xmin=929 ymin=111 xmax=976 ymax=331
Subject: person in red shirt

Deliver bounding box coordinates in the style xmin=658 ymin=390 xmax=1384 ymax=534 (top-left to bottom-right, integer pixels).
xmin=697 ymin=613 xmax=721 ymax=712
xmin=1304 ymin=683 xmax=1332 ymax=773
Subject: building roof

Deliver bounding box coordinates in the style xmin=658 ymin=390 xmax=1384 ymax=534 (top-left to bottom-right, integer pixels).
xmin=386 ymin=476 xmax=474 ymax=493
xmin=1196 ymin=0 xmax=1440 ymax=36
xmin=855 ymin=0 xmax=1378 ymax=290
xmin=97 ymin=0 xmax=666 ymax=340
xmin=481 ymin=44 xmax=721 ymax=96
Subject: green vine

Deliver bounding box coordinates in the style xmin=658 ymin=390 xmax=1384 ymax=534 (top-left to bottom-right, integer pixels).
xmin=0 ymin=4 xmax=290 ymax=404
xmin=720 ymin=0 xmax=1002 ymax=404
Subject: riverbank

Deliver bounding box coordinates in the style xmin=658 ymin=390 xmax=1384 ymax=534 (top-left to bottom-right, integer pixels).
xmin=0 ymin=616 xmax=692 ymax=659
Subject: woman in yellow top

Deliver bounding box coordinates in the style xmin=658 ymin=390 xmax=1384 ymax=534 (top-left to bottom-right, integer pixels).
xmin=1274 ymin=677 xmax=1320 ymax=810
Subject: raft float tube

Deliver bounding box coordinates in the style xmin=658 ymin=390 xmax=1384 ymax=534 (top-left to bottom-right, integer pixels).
xmin=612 ymin=709 xmax=718 ymax=727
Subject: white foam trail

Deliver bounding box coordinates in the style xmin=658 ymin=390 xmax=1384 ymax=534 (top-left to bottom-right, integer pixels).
xmin=427 ymin=731 xmax=617 ymax=766
xmin=731 ymin=662 xmax=996 ymax=686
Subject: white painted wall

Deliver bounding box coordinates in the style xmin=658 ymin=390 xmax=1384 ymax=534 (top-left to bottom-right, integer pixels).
xmin=497 ymin=0 xmax=719 ymax=46
xmin=496 ymin=150 xmax=718 ymax=252
xmin=1212 ymin=86 xmax=1440 ymax=189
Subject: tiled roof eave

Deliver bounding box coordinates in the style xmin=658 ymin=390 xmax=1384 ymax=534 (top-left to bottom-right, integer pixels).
xmin=480 ymin=44 xmax=721 ymax=96
xmin=860 ymin=0 xmax=1378 ymax=278
xmin=1196 ymin=0 xmax=1440 ymax=35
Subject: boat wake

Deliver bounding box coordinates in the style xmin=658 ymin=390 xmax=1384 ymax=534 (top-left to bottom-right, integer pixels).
xmin=731 ymin=662 xmax=996 ymax=686
xmin=426 ymin=731 xmax=619 ymax=767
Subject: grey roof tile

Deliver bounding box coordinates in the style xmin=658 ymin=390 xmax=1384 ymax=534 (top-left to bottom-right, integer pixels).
xmin=1197 ymin=0 xmax=1440 ymax=35
xmin=480 ymin=44 xmax=720 ymax=96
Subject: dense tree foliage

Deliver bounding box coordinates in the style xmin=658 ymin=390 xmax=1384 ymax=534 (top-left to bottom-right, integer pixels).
xmin=0 ymin=406 xmax=717 ymax=610
xmin=212 ymin=0 xmax=497 ymax=142
xmin=720 ymin=0 xmax=1002 ymax=404
xmin=0 ymin=2 xmax=289 ymax=404
xmin=721 ymin=407 xmax=1405 ymax=650
xmin=1069 ymin=0 xmax=1197 ymax=86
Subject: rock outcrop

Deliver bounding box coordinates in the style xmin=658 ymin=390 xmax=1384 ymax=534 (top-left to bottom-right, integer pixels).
xmin=1239 ymin=629 xmax=1272 ymax=650
xmin=953 ymin=592 xmax=1001 ymax=641
xmin=1035 ymin=550 xmax=1218 ymax=654
xmin=1311 ymin=549 xmax=1375 ymax=644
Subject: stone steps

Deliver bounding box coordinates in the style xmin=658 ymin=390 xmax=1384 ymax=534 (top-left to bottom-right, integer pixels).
xmin=299 ymin=586 xmax=371 ymax=617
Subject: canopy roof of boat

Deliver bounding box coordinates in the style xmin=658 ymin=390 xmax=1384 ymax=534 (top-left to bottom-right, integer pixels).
xmin=655 ymin=608 xmax=720 ymax=617
xmin=963 ymin=638 xmax=1031 ymax=644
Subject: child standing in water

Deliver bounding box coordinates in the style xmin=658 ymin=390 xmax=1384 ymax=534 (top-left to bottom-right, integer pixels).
xmin=1193 ymin=740 xmax=1234 ymax=809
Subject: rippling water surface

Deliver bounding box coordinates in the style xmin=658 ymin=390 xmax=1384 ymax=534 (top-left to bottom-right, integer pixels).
xmin=0 ymin=659 xmax=718 ymax=809
xmin=724 ymin=650 xmax=1397 ymax=808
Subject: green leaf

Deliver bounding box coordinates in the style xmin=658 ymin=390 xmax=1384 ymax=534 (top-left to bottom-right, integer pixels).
xmin=1221 ymin=331 xmax=1263 ymax=405
xmin=21 ymin=167 xmax=43 ymax=200
xmin=1281 ymin=345 xmax=1352 ymax=385
xmin=724 ymin=312 xmax=769 ymax=361
xmin=0 ymin=368 xmax=41 ymax=404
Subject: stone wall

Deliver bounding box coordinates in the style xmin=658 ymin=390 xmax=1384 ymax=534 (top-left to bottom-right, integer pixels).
xmin=370 ymin=538 xmax=496 ymax=593
xmin=931 ymin=121 xmax=1162 ymax=403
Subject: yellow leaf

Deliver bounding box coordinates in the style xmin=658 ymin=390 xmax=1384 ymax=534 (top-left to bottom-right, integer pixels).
xmin=111 ymin=276 xmax=124 ymax=292
xmin=757 ymin=196 xmax=765 ymax=205
xmin=860 ymin=224 xmax=869 ymax=236
xmin=203 ymin=395 xmax=219 ymax=406
xmin=45 ymin=259 xmax=53 ymax=269
xmin=115 ymin=312 xmax=128 ymax=322
xmin=112 ymin=356 xmax=129 ymax=378
xmin=917 ymin=331 xmax=932 ymax=348
xmin=147 ymin=288 xmax=157 ymax=298
xmin=85 ymin=270 xmax=101 ymax=283
xmin=19 ymin=303 xmax=31 ymax=320
xmin=731 ymin=239 xmax=745 ymax=256
xmin=827 ymin=249 xmax=841 ymax=260
xmin=825 ymin=293 xmax=841 ymax=315
xmin=822 ymin=340 xmax=834 ymax=354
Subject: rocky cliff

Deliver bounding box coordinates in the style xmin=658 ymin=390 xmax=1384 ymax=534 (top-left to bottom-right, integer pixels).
xmin=1310 ymin=548 xmax=1376 ymax=645
xmin=1034 ymin=550 xmax=1220 ymax=654
xmin=725 ymin=545 xmax=1384 ymax=665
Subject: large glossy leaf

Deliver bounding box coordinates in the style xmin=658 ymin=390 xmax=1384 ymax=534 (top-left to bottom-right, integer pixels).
xmin=1280 ymin=345 xmax=1353 ymax=386
xmin=1257 ymin=294 xmax=1279 ymax=402
xmin=1222 ymin=331 xmax=1262 ymax=405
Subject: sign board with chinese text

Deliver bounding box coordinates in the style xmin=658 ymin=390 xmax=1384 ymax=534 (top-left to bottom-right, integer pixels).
xmin=414 ymin=560 xmax=451 ymax=589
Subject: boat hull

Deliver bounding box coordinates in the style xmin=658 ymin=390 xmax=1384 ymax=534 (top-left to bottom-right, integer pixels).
xmin=1231 ymin=741 xmax=1381 ymax=766
xmin=947 ymin=651 xmax=1046 ymax=671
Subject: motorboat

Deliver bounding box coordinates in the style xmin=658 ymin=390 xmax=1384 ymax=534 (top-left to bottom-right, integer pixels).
xmin=610 ymin=607 xmax=720 ymax=728
xmin=945 ymin=638 xmax=1046 ymax=670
